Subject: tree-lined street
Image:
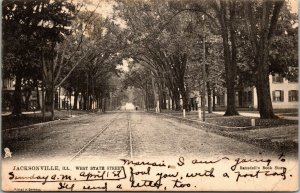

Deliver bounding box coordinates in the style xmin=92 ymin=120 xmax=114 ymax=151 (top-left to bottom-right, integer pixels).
xmin=2 ymin=1 xmax=298 ymax=191
xmin=1 ymin=0 xmax=298 ymax=167
xmin=2 ymin=0 xmax=298 ymax=119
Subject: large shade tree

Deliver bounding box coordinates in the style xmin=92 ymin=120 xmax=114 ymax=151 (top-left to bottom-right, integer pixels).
xmin=2 ymin=0 xmax=76 ymax=115
xmin=60 ymin=11 xmax=128 ymax=111
xmin=243 ymin=0 xmax=285 ymax=118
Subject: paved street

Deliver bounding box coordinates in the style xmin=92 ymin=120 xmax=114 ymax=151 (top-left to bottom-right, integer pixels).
xmin=2 ymin=111 xmax=295 ymax=163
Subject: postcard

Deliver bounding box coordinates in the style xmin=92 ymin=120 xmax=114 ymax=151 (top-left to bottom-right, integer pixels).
xmin=1 ymin=0 xmax=298 ymax=191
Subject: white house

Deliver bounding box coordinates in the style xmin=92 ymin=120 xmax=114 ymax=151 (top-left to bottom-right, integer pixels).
xmin=221 ymin=73 xmax=298 ymax=109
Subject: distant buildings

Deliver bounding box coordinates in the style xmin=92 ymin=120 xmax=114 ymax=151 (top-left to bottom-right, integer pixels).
xmin=2 ymin=71 xmax=298 ymax=112
xmin=1 ymin=79 xmax=106 ymax=112
xmin=184 ymin=72 xmax=298 ymax=110
xmin=2 ymin=78 xmax=15 ymax=111
xmin=219 ymin=73 xmax=298 ymax=109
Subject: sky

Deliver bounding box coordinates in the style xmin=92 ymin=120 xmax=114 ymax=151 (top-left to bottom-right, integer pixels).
xmin=84 ymin=0 xmax=298 ymax=14
xmin=289 ymin=0 xmax=298 ymax=13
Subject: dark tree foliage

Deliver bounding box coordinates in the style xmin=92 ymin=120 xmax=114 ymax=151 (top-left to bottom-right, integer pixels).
xmin=2 ymin=0 xmax=75 ymax=115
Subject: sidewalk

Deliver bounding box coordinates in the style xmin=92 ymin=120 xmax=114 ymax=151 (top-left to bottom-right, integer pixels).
xmin=2 ymin=111 xmax=42 ymax=116
xmin=2 ymin=110 xmax=77 ymax=116
xmin=214 ymin=111 xmax=298 ymax=120
xmin=152 ymin=110 xmax=298 ymax=153
xmin=214 ymin=111 xmax=260 ymax=117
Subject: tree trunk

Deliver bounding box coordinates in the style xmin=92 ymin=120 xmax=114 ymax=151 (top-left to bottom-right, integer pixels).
xmin=162 ymin=91 xmax=167 ymax=110
xmin=51 ymin=79 xmax=55 ymax=120
xmin=103 ymin=98 xmax=106 ymax=113
xmin=69 ymin=94 xmax=72 ymax=110
xmin=145 ymin=81 xmax=149 ymax=111
xmin=36 ymin=80 xmax=41 ymax=110
xmin=42 ymin=78 xmax=45 ymax=121
xmin=24 ymin=90 xmax=31 ymax=111
xmin=158 ymin=83 xmax=164 ymax=110
xmin=207 ymin=82 xmax=212 ymax=113
xmin=224 ymin=76 xmax=238 ymax=116
xmin=151 ymin=74 xmax=159 ymax=112
xmin=223 ymin=56 xmax=238 ymax=116
xmin=180 ymin=88 xmax=188 ymax=112
xmin=73 ymin=90 xmax=79 ymax=110
xmin=45 ymin=87 xmax=52 ymax=112
xmin=89 ymin=95 xmax=93 ymax=110
xmin=57 ymin=87 xmax=61 ymax=110
xmin=51 ymin=87 xmax=55 ymax=121
xmin=242 ymin=0 xmax=283 ymax=118
xmin=212 ymin=87 xmax=216 ymax=111
xmin=217 ymin=1 xmax=239 ymax=116
xmin=86 ymin=73 xmax=89 ymax=110
xmin=83 ymin=95 xmax=87 ymax=110
xmin=255 ymin=47 xmax=276 ymax=118
xmin=99 ymin=96 xmax=102 ymax=110
xmin=173 ymin=88 xmax=181 ymax=111
xmin=96 ymin=96 xmax=99 ymax=110
xmin=12 ymin=73 xmax=22 ymax=115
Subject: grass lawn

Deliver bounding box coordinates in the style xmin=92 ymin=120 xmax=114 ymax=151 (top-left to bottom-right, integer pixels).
xmin=205 ymin=116 xmax=298 ymax=128
xmin=158 ymin=109 xmax=298 ymax=128
xmin=2 ymin=110 xmax=92 ymax=130
xmin=151 ymin=110 xmax=298 ymax=153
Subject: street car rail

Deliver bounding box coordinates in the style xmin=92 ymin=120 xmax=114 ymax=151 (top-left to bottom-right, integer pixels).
xmin=68 ymin=113 xmax=121 ymax=162
xmin=127 ymin=114 xmax=134 ymax=159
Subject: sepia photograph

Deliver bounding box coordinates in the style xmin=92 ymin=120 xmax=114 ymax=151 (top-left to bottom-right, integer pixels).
xmin=1 ymin=0 xmax=298 ymax=191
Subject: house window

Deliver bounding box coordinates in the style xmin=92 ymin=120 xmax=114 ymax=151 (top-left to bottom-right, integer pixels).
xmin=272 ymin=74 xmax=283 ymax=83
xmin=272 ymin=90 xmax=284 ymax=102
xmin=248 ymin=91 xmax=252 ymax=103
xmin=288 ymin=90 xmax=298 ymax=102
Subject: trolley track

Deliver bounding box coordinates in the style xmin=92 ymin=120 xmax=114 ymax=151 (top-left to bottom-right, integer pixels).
xmin=69 ymin=112 xmax=134 ymax=162
xmin=127 ymin=113 xmax=134 ymax=159
xmin=69 ymin=113 xmax=121 ymax=162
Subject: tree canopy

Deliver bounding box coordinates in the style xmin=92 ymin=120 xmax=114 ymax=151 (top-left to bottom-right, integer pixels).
xmin=2 ymin=0 xmax=298 ymax=119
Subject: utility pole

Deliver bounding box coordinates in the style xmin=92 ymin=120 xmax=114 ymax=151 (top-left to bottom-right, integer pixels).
xmin=145 ymin=80 xmax=148 ymax=111
xmin=86 ymin=72 xmax=89 ymax=110
xmin=58 ymin=86 xmax=61 ymax=110
xmin=151 ymin=72 xmax=159 ymax=113
xmin=51 ymin=54 xmax=54 ymax=121
xmin=201 ymin=14 xmax=206 ymax=122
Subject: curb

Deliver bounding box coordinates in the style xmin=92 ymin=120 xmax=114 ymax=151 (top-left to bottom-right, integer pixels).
xmin=3 ymin=118 xmax=64 ymax=133
xmin=149 ymin=111 xmax=253 ymax=131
